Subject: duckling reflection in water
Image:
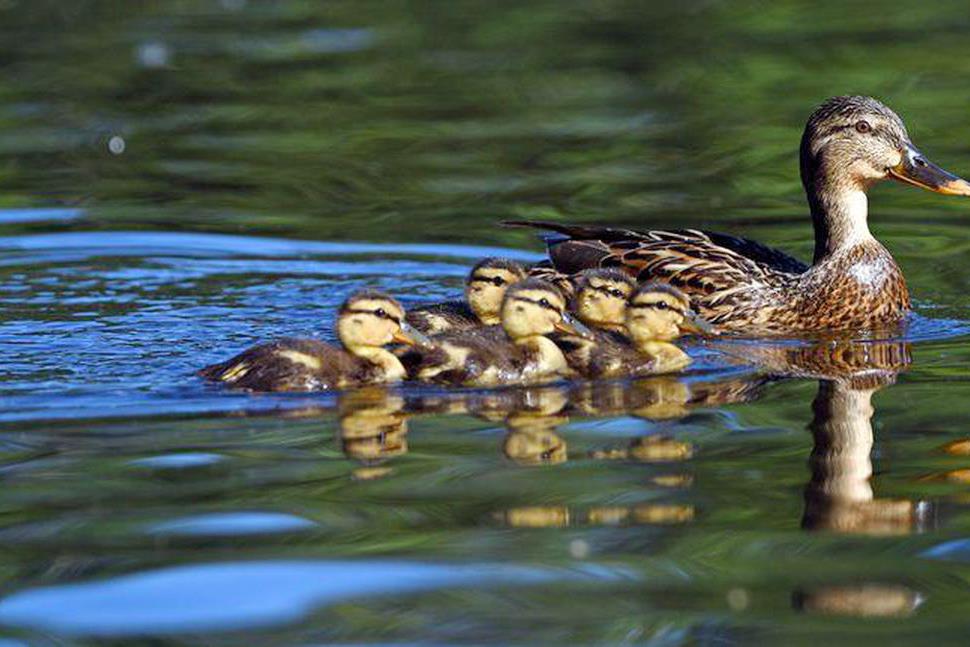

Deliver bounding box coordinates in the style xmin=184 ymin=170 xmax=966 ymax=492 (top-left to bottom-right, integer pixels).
xmin=337 ymin=388 xmax=410 ymax=480
xmin=406 ymin=258 xmax=527 ymax=335
xmin=556 ymin=282 xmax=713 ymax=379
xmin=401 ymin=279 xmax=588 ymax=387
xmin=199 ymin=291 xmax=427 ymax=392
xmin=590 ymin=434 xmax=693 ymax=462
xmin=500 ymin=386 xmax=570 ymax=466
xmin=794 ymin=584 xmax=922 ymax=618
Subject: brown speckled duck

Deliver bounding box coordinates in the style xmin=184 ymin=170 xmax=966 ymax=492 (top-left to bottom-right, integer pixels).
xmin=199 ymin=291 xmax=426 ymax=392
xmin=508 ymin=96 xmax=970 ymax=335
xmin=401 ymin=279 xmax=588 ymax=386
xmin=405 ymin=257 xmax=527 ymax=335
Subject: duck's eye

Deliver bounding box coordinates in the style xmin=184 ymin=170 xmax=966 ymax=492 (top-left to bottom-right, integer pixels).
xmin=374 ymin=308 xmax=387 ymax=319
xmin=491 ymin=276 xmax=506 ymax=287
xmin=539 ymin=298 xmax=551 ymax=308
xmin=610 ymin=289 xmax=625 ymax=298
xmin=655 ymin=302 xmax=669 ymax=310
xmin=854 ymin=120 xmax=872 ymax=134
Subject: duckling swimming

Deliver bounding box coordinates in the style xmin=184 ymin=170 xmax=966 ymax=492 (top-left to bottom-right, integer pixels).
xmin=405 ymin=257 xmax=527 ymax=335
xmin=557 ymin=282 xmax=711 ymax=378
xmin=199 ymin=291 xmax=425 ymax=392
xmin=402 ymin=279 xmax=587 ymax=386
xmin=571 ymin=268 xmax=636 ymax=332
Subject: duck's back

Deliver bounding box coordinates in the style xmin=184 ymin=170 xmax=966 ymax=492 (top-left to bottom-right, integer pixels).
xmin=406 ymin=301 xmax=478 ymax=335
xmin=400 ymin=326 xmax=520 ymax=385
xmin=553 ymin=329 xmax=656 ymax=378
xmin=199 ymin=338 xmax=368 ymax=392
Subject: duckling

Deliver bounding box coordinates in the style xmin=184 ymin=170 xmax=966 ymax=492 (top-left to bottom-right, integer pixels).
xmin=402 ymin=279 xmax=587 ymax=386
xmin=571 ymin=268 xmax=636 ymax=332
xmin=550 ymin=268 xmax=635 ymax=367
xmin=405 ymin=257 xmax=527 ymax=335
xmin=557 ymin=282 xmax=712 ymax=378
xmin=199 ymin=290 xmax=426 ymax=392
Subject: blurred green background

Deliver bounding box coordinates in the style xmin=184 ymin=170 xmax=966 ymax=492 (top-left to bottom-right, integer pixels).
xmin=2 ymin=0 xmax=970 ymax=249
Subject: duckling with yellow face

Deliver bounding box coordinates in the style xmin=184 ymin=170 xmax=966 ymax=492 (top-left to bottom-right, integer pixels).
xmin=402 ymin=279 xmax=588 ymax=386
xmin=624 ymin=282 xmax=712 ymax=373
xmin=199 ymin=291 xmax=427 ymax=392
xmin=405 ymin=258 xmax=527 ymax=335
xmin=551 ymin=268 xmax=636 ymax=372
xmin=557 ymin=282 xmax=712 ymax=378
xmin=571 ymin=268 xmax=636 ymax=332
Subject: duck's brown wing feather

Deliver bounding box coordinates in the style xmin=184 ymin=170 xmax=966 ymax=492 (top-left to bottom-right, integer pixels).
xmin=505 ymin=221 xmax=808 ymax=291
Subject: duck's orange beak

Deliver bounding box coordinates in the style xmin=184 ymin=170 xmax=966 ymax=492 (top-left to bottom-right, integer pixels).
xmin=888 ymin=143 xmax=970 ymax=196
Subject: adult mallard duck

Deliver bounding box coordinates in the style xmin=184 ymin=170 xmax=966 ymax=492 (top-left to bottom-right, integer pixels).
xmin=401 ymin=278 xmax=589 ymax=386
xmin=508 ymin=96 xmax=970 ymax=335
xmin=405 ymin=257 xmax=527 ymax=335
xmin=199 ymin=291 xmax=426 ymax=392
xmin=556 ymin=282 xmax=712 ymax=378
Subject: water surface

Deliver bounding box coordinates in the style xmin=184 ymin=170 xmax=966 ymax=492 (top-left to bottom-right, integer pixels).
xmin=2 ymin=1 xmax=970 ymax=644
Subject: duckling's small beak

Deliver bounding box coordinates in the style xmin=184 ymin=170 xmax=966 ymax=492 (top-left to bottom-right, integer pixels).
xmin=554 ymin=312 xmax=595 ymax=339
xmin=393 ymin=322 xmax=432 ymax=347
xmin=888 ymin=143 xmax=970 ymax=197
xmin=679 ymin=310 xmax=717 ymax=337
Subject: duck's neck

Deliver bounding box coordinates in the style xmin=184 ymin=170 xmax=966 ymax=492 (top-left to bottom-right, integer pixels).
xmin=478 ymin=312 xmax=501 ymax=326
xmin=350 ymin=346 xmax=406 ymax=382
xmin=581 ymin=317 xmax=625 ymax=334
xmin=805 ymin=165 xmax=876 ymax=263
xmin=635 ymin=340 xmax=691 ymax=372
xmin=514 ymin=335 xmax=569 ymax=376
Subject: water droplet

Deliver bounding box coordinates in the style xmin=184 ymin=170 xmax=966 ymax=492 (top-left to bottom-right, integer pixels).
xmin=135 ymin=41 xmax=170 ymax=68
xmin=569 ymin=538 xmax=589 ymax=559
xmin=108 ymin=136 xmax=126 ymax=155
xmin=727 ymin=587 xmax=750 ymax=611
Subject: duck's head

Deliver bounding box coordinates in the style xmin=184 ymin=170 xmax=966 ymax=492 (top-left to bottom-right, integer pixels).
xmin=572 ymin=268 xmax=636 ymax=330
xmin=801 ymin=96 xmax=970 ymax=201
xmin=337 ymin=291 xmax=427 ymax=352
xmin=625 ymin=283 xmax=713 ymax=344
xmin=500 ymin=279 xmax=589 ymax=341
xmin=464 ymin=257 xmax=528 ymax=324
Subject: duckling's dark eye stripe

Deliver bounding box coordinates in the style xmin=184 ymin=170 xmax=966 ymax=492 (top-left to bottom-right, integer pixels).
xmin=630 ymin=301 xmax=685 ymax=314
xmin=468 ymin=274 xmax=503 ymax=284
xmin=342 ymin=307 xmax=402 ymax=324
xmin=591 ymin=285 xmax=627 ymax=297
xmin=511 ymin=295 xmax=562 ymax=313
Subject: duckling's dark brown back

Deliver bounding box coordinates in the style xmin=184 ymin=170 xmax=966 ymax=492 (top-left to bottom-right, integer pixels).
xmin=199 ymin=338 xmax=367 ymax=392
xmin=405 ymin=300 xmax=478 ymax=335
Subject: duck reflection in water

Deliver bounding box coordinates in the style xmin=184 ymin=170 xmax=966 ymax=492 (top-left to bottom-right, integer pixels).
xmin=725 ymin=337 xmax=927 ymax=618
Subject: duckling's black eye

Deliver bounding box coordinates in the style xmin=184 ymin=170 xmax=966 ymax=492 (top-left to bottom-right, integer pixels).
xmin=855 ymin=120 xmax=872 ymax=134
xmin=491 ymin=277 xmax=506 ymax=287
xmin=539 ymin=298 xmax=551 ymax=308
xmin=610 ymin=289 xmax=625 ymax=298
xmin=374 ymin=308 xmax=387 ymax=319
xmin=655 ymin=302 xmax=669 ymax=310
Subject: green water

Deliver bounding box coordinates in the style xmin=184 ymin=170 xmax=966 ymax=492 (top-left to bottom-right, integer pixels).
xmin=2 ymin=0 xmax=970 ymax=643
